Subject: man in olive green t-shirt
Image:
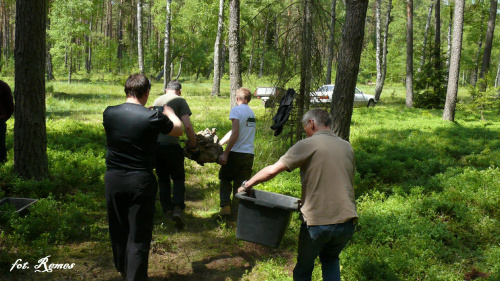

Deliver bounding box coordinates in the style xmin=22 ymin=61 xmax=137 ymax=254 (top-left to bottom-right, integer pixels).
xmin=239 ymin=108 xmax=358 ymax=281
xmin=153 ymin=80 xmax=197 ymax=229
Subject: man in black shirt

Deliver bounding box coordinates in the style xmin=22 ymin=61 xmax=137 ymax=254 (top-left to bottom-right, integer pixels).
xmin=103 ymin=74 xmax=182 ymax=281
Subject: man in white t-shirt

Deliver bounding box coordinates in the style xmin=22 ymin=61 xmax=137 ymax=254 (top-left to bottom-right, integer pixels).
xmin=218 ymin=87 xmax=256 ymax=216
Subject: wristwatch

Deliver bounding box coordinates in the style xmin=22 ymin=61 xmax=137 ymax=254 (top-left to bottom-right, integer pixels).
xmin=241 ymin=180 xmax=251 ymax=192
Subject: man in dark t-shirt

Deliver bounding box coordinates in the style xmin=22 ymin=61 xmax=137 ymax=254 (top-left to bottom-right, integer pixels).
xmin=103 ymin=74 xmax=182 ymax=281
xmin=0 ymin=80 xmax=14 ymax=163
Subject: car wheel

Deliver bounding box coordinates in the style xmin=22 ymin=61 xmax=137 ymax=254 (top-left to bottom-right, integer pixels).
xmin=367 ymin=99 xmax=375 ymax=108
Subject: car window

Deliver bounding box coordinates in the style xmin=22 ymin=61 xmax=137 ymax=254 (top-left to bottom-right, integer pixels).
xmin=327 ymin=86 xmax=334 ymax=91
xmin=355 ymin=88 xmax=361 ymax=95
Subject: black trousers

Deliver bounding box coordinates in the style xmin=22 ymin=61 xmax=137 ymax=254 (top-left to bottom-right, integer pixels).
xmin=105 ymin=169 xmax=157 ymax=281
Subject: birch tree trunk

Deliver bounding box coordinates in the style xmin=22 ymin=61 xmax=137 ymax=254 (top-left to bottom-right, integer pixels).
xmin=375 ymin=0 xmax=392 ymax=101
xmin=418 ymin=2 xmax=434 ymax=73
xmin=137 ymin=0 xmax=144 ymax=75
xmin=163 ymin=0 xmax=172 ymax=90
xmin=228 ymin=0 xmax=242 ymax=108
xmin=325 ymin=0 xmax=337 ymax=85
xmin=443 ymin=0 xmax=465 ymax=122
xmin=406 ymin=0 xmax=414 ymax=108
xmin=211 ymin=0 xmax=224 ymax=96
xmin=478 ymin=0 xmax=497 ymax=90
xmin=14 ymin=0 xmax=48 ymax=180
xmin=331 ymin=0 xmax=369 ymax=141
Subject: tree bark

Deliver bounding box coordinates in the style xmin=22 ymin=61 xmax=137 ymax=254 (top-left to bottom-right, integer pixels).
xmin=325 ymin=0 xmax=337 ymax=85
xmin=117 ymin=0 xmax=124 ymax=68
xmin=443 ymin=0 xmax=465 ymax=122
xmin=434 ymin=0 xmax=441 ymax=71
xmin=46 ymin=15 xmax=54 ymax=81
xmin=14 ymin=0 xmax=48 ymax=180
xmin=478 ymin=0 xmax=497 ymax=90
xmin=374 ymin=0 xmax=392 ymax=101
xmin=137 ymin=0 xmax=144 ymax=75
xmin=259 ymin=19 xmax=269 ymax=79
xmin=211 ymin=0 xmax=224 ymax=96
xmin=418 ymin=2 xmax=434 ymax=73
xmin=297 ymin=0 xmax=313 ymax=141
xmin=330 ymin=0 xmax=369 ymax=141
xmin=406 ymin=0 xmax=413 ymax=108
xmin=446 ymin=7 xmax=452 ymax=72
xmin=228 ymin=0 xmax=242 ymax=108
xmin=163 ymin=0 xmax=172 ymax=89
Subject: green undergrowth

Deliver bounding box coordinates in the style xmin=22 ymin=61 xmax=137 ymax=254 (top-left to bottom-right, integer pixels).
xmin=0 ymin=80 xmax=499 ymax=280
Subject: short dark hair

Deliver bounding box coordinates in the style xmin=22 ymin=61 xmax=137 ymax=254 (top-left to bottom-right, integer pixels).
xmin=166 ymin=80 xmax=182 ymax=91
xmin=124 ymin=74 xmax=151 ymax=99
xmin=302 ymin=108 xmax=332 ymax=128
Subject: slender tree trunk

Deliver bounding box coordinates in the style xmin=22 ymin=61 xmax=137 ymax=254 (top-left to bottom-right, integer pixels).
xmin=228 ymin=0 xmax=242 ymax=108
xmin=14 ymin=0 xmax=48 ymax=180
xmin=137 ymin=0 xmax=144 ymax=74
xmin=163 ymin=0 xmax=172 ymax=89
xmin=479 ymin=0 xmax=497 ymax=90
xmin=375 ymin=0 xmax=392 ymax=101
xmin=446 ymin=7 xmax=452 ymax=72
xmin=221 ymin=40 xmax=227 ymax=78
xmin=331 ymin=0 xmax=369 ymax=141
xmin=46 ymin=15 xmax=54 ymax=81
xmin=434 ymin=0 xmax=441 ymax=70
xmin=325 ymin=0 xmax=337 ymax=85
xmin=418 ymin=2 xmax=434 ymax=73
xmin=495 ymin=52 xmax=500 ymax=88
xmin=443 ymin=0 xmax=465 ymax=122
xmin=175 ymin=56 xmax=183 ymax=80
xmin=406 ymin=0 xmax=414 ymax=108
xmin=117 ymin=0 xmax=124 ymax=69
xmin=247 ymin=32 xmax=255 ymax=76
xmin=68 ymin=46 xmax=73 ymax=84
xmin=297 ymin=0 xmax=313 ymax=141
xmin=211 ymin=0 xmax=224 ymax=96
xmin=259 ymin=19 xmax=268 ymax=78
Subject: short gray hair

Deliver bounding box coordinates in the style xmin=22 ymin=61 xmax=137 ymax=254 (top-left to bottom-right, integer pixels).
xmin=166 ymin=80 xmax=182 ymax=90
xmin=302 ymin=108 xmax=332 ymax=127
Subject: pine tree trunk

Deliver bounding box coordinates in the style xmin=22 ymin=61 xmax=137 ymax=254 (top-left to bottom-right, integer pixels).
xmin=434 ymin=0 xmax=441 ymax=70
xmin=325 ymin=0 xmax=336 ymax=85
xmin=211 ymin=0 xmax=224 ymax=96
xmin=14 ymin=0 xmax=48 ymax=180
xmin=331 ymin=0 xmax=369 ymax=141
xmin=443 ymin=0 xmax=465 ymax=122
xmin=418 ymin=2 xmax=433 ymax=73
xmin=163 ymin=0 xmax=172 ymax=89
xmin=406 ymin=0 xmax=413 ymax=108
xmin=117 ymin=0 xmax=124 ymax=66
xmin=137 ymin=0 xmax=144 ymax=75
xmin=479 ymin=0 xmax=497 ymax=90
xmin=297 ymin=0 xmax=313 ymax=141
xmin=228 ymin=0 xmax=242 ymax=108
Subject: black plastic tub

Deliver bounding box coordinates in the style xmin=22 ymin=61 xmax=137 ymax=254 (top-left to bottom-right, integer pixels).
xmin=0 ymin=197 xmax=38 ymax=216
xmin=235 ymin=189 xmax=299 ymax=248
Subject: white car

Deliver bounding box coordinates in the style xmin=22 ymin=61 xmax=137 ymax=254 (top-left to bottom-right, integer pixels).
xmin=310 ymin=84 xmax=376 ymax=107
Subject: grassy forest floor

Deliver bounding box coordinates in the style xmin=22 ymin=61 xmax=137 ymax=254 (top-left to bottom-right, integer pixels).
xmin=0 ymin=77 xmax=499 ymax=280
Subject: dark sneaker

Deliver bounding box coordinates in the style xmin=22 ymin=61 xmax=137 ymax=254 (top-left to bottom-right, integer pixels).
xmin=172 ymin=207 xmax=185 ymax=229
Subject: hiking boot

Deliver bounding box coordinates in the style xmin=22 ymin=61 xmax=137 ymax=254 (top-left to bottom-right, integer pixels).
xmin=219 ymin=205 xmax=231 ymax=216
xmin=172 ymin=207 xmax=185 ymax=229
